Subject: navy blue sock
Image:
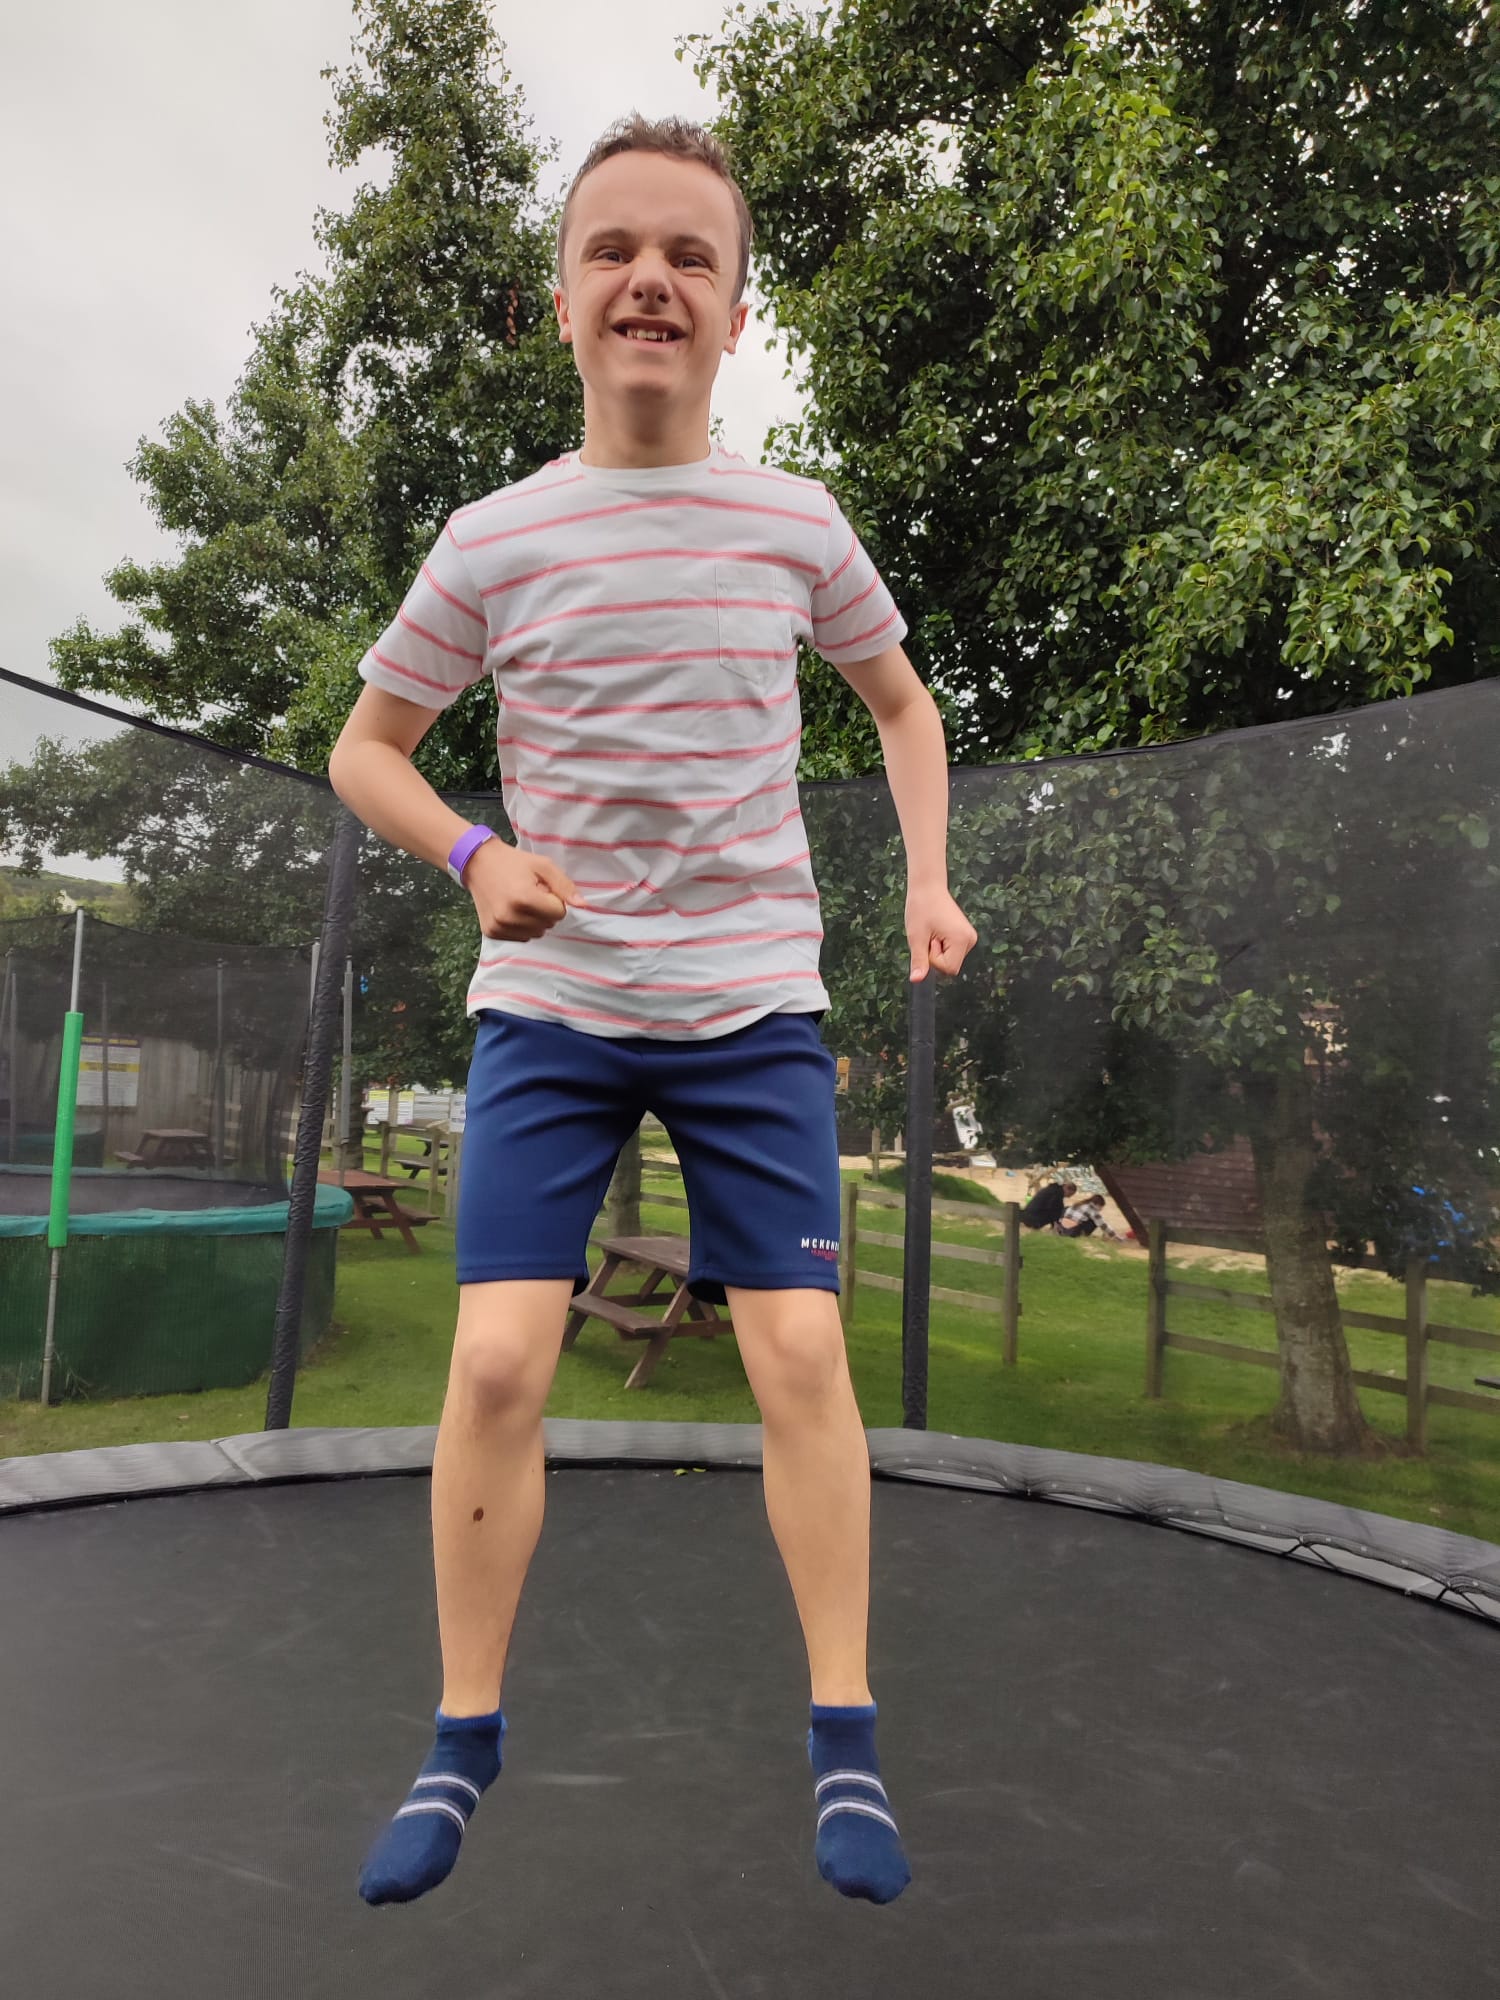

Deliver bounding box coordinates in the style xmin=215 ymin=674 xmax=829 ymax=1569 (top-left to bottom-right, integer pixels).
xmin=359 ymin=1706 xmax=506 ymax=1905
xmin=807 ymin=1701 xmax=911 ymax=1904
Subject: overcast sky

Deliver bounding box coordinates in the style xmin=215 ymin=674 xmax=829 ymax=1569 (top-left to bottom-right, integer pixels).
xmin=1 ymin=0 xmax=805 ymax=713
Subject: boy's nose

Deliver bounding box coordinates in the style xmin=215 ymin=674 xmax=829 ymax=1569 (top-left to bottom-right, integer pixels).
xmin=629 ymin=258 xmax=674 ymax=302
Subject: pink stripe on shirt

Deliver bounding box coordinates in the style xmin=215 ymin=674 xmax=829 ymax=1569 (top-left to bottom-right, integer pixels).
xmin=514 ymin=773 xmax=794 ymax=814
xmin=500 ymin=686 xmax=796 ymax=722
xmin=826 ymin=605 xmax=901 ymax=654
xmin=370 ymin=645 xmax=466 ymax=697
xmin=480 ymin=545 xmax=820 ymax=598
xmin=496 ymin=724 xmax=802 ymax=764
xmin=477 ymin=954 xmax=821 ymax=998
xmin=509 ymin=805 xmax=804 ymax=860
xmin=419 ymin=562 xmax=487 ymax=626
xmin=491 ymin=596 xmax=793 ymax=652
xmin=452 ymin=471 xmax=586 ymax=522
xmin=455 ymin=491 xmax=828 ymax=556
xmin=551 ymin=927 xmax=822 ymax=952
xmin=821 ymin=570 xmax=882 ymax=623
xmin=813 ymin=537 xmax=858 ymax=592
xmin=397 ymin=608 xmax=484 ymax=664
xmin=507 ymin=647 xmax=794 ymax=676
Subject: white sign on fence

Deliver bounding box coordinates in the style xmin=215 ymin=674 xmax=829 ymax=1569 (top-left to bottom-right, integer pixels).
xmin=76 ymin=1036 xmax=140 ymax=1108
xmin=363 ymin=1086 xmax=467 ymax=1128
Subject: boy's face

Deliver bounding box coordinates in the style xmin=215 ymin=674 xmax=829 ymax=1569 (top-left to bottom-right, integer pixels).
xmin=554 ymin=151 xmax=748 ymax=426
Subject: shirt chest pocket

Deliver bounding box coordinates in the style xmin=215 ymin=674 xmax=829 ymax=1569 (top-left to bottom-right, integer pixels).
xmin=715 ymin=561 xmax=795 ymax=685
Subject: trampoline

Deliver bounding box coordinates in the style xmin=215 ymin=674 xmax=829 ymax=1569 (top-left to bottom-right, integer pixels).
xmin=2 ymin=1422 xmax=1497 ymax=1999
xmin=0 ymin=1167 xmax=285 ymax=1217
xmin=0 ymin=1170 xmax=352 ymax=1399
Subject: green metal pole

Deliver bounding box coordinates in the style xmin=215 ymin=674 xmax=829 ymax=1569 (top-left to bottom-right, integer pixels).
xmin=45 ymin=1012 xmax=83 ymax=1251
xmin=41 ymin=911 xmax=86 ymax=1405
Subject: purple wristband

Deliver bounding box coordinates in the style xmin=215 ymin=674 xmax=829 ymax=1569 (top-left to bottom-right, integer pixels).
xmin=447 ymin=824 xmax=497 ymax=887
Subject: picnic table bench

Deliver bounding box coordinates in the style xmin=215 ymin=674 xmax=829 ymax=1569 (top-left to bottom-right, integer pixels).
xmin=563 ymin=1234 xmax=733 ymax=1389
xmin=318 ymin=1169 xmax=432 ymax=1255
xmin=117 ymin=1128 xmax=213 ymax=1170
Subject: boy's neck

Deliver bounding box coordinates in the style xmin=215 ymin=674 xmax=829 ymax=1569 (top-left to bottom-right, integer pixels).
xmin=577 ymin=399 xmax=713 ymax=470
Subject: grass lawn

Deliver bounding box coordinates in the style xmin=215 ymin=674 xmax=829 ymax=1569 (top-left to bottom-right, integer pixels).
xmin=4 ymin=1138 xmax=1500 ymax=1548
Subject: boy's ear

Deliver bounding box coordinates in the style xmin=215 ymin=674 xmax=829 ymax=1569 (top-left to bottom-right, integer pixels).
xmin=554 ymin=286 xmax=572 ymax=345
xmin=723 ymin=299 xmax=750 ymax=355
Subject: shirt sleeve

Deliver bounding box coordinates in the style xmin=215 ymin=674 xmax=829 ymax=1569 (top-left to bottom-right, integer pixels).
xmin=809 ymin=493 xmax=908 ymax=665
xmin=357 ymin=520 xmax=491 ymax=709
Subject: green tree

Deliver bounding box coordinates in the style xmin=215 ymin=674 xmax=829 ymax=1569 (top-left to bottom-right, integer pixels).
xmin=49 ymin=0 xmax=581 ymax=789
xmin=697 ymin=0 xmax=1500 ymax=760
xmin=703 ymin=0 xmax=1500 ymax=1454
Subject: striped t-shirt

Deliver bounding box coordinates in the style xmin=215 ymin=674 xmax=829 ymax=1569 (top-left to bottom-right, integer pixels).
xmin=358 ymin=443 xmax=907 ymax=1040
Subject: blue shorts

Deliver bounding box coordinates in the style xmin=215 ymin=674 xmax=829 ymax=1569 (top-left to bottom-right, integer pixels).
xmin=455 ymin=1009 xmax=845 ymax=1301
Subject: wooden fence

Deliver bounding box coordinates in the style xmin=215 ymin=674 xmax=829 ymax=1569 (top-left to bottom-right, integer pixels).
xmin=838 ymin=1182 xmax=1023 ymax=1361
xmin=1145 ymin=1220 xmax=1500 ymax=1450
xmin=633 ymin=1157 xmax=1023 ymax=1356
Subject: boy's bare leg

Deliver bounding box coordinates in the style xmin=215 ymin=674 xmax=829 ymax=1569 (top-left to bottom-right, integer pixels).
xmin=359 ymin=1277 xmax=572 ymax=1905
xmin=725 ymin=1284 xmax=911 ymax=1902
xmin=724 ymin=1286 xmax=873 ymax=1706
xmin=433 ymin=1277 xmax=575 ymax=1714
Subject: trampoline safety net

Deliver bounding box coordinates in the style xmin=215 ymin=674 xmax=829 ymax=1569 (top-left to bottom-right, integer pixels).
xmin=0 ymin=664 xmax=1498 ymax=1500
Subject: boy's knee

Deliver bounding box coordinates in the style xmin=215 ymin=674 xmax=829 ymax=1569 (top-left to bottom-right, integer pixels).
xmin=450 ymin=1281 xmax=571 ymax=1417
xmin=730 ymin=1291 xmax=847 ymax=1408
xmin=451 ymin=1333 xmax=543 ymax=1417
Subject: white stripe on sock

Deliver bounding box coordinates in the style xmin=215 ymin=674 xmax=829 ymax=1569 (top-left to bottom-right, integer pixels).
xmin=815 ymin=1770 xmax=888 ymax=1801
xmin=817 ymin=1799 xmax=901 ymax=1837
xmin=412 ymin=1773 xmax=482 ymax=1805
xmin=394 ymin=1799 xmax=469 ymax=1834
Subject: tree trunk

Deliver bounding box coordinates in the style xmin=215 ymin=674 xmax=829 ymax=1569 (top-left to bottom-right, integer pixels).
xmin=603 ymin=1123 xmax=642 ymax=1238
xmin=1243 ymin=1062 xmax=1373 ymax=1454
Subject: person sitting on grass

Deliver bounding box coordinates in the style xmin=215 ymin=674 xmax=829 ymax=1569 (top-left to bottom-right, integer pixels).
xmin=328 ymin=113 xmax=978 ymax=1913
xmin=1054 ymin=1193 xmax=1125 ymax=1241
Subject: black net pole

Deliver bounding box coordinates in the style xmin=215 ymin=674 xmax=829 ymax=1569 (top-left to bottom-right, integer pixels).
xmin=265 ymin=808 xmax=362 ymax=1430
xmin=901 ymin=972 xmax=936 ymax=1430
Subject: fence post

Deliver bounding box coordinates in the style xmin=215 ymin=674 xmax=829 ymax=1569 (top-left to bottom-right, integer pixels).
xmin=1146 ymin=1219 xmax=1168 ymax=1397
xmin=1001 ymin=1201 xmax=1021 ymax=1366
xmin=446 ymin=1125 xmax=465 ymax=1222
xmin=1405 ymin=1256 xmax=1429 ymax=1454
xmin=839 ymin=1179 xmax=859 ymax=1330
xmin=869 ymin=1126 xmax=882 ymax=1182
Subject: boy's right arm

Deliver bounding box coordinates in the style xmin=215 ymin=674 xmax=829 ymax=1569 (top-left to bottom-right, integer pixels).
xmin=328 ymin=685 xmax=578 ymax=941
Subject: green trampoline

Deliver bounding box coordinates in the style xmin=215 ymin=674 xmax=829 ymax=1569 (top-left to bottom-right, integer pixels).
xmin=0 ymin=1170 xmax=353 ymax=1400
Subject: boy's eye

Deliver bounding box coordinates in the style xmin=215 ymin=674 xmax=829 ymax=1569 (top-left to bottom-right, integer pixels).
xmin=592 ymin=247 xmax=709 ymax=268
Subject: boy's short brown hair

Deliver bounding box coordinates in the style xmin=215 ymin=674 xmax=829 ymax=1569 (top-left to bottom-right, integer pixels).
xmin=556 ymin=114 xmax=754 ymax=302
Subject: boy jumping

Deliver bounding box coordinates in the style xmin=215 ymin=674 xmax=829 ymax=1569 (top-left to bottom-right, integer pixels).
xmin=330 ymin=114 xmax=976 ymax=1910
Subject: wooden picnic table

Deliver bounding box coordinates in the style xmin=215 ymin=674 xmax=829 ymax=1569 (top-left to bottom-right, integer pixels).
xmin=563 ymin=1234 xmax=733 ymax=1388
xmin=117 ymin=1128 xmax=213 ymax=1170
xmin=318 ymin=1169 xmax=432 ymax=1255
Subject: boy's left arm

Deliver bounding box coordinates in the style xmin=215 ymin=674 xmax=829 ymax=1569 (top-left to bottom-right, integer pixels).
xmin=833 ymin=643 xmax=979 ymax=984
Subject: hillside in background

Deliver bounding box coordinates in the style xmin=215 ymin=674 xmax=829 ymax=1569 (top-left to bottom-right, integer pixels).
xmin=0 ymin=869 xmax=134 ymax=920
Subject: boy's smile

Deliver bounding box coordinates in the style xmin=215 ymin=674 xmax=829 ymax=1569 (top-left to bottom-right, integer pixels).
xmin=554 ymin=150 xmax=749 ymax=462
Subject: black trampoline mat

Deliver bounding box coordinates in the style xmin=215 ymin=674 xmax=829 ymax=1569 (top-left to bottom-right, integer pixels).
xmin=1 ymin=1468 xmax=1497 ymax=1999
xmin=0 ymin=1172 xmax=284 ymax=1216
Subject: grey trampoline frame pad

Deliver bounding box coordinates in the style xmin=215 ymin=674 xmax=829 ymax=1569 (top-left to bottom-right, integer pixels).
xmin=3 ymin=1420 xmax=1498 ymax=1625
